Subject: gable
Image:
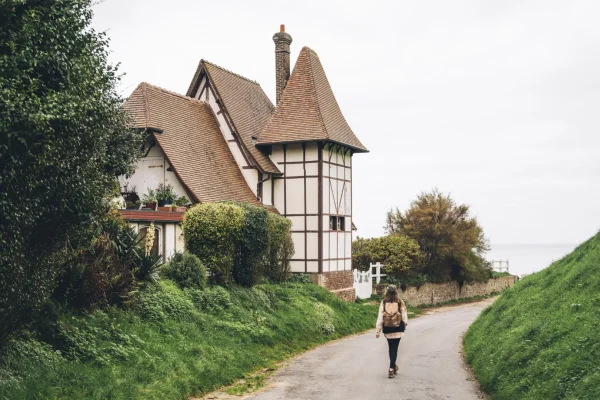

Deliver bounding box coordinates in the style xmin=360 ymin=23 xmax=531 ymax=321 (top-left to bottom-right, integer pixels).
xmin=186 ymin=61 xmax=281 ymax=174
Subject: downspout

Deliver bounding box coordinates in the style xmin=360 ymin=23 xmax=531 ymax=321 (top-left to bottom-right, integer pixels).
xmin=257 ymin=173 xmax=271 ymax=203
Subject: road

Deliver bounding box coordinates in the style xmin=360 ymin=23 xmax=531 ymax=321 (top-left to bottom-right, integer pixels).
xmin=248 ymin=299 xmax=493 ymax=400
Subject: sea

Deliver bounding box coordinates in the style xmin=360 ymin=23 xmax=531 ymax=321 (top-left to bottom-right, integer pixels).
xmin=486 ymin=243 xmax=578 ymax=277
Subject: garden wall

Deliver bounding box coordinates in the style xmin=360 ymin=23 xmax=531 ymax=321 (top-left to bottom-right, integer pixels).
xmin=373 ymin=276 xmax=516 ymax=306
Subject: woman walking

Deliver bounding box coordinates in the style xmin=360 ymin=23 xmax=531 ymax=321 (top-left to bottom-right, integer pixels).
xmin=376 ymin=284 xmax=408 ymax=378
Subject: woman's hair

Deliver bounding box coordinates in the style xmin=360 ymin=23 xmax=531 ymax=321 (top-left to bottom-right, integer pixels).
xmin=384 ymin=284 xmax=400 ymax=303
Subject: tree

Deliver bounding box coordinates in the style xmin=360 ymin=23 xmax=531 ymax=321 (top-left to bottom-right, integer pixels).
xmin=0 ymin=0 xmax=144 ymax=344
xmin=386 ymin=189 xmax=491 ymax=283
xmin=352 ymin=235 xmax=423 ymax=280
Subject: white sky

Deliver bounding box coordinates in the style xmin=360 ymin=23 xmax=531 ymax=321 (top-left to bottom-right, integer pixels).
xmin=93 ymin=0 xmax=600 ymax=245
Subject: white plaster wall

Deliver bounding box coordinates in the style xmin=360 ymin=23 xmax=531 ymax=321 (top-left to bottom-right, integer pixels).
xmin=322 ymin=232 xmax=330 ymax=259
xmin=270 ymin=145 xmax=284 ymax=164
xmin=306 ymin=178 xmax=318 ymax=214
xmin=262 ymin=177 xmax=273 ymax=205
xmin=273 ymin=178 xmax=285 ymax=214
xmin=307 ymin=261 xmax=318 ymax=273
xmin=305 ymin=143 xmax=318 ymax=161
xmin=119 ymin=145 xmax=188 ymax=201
xmin=285 ymin=144 xmax=303 ymax=162
xmin=285 ymin=163 xmax=304 ymax=177
xmin=306 ymin=216 xmax=318 ymax=231
xmin=307 ymin=233 xmax=318 ymax=259
xmin=176 ymin=224 xmax=185 ymax=253
xmin=165 ymin=223 xmax=176 ymax=259
xmin=289 ymin=261 xmax=305 ymax=273
xmin=291 ymin=232 xmax=305 ymax=260
xmin=288 ymin=215 xmax=305 ymax=231
xmin=286 ymin=181 xmax=304 ymax=215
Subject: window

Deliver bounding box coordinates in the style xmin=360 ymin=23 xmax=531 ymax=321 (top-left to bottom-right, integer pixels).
xmin=338 ymin=216 xmax=345 ymax=231
xmin=329 ymin=216 xmax=346 ymax=231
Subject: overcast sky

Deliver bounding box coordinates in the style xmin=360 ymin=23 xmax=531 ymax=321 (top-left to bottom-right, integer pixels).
xmin=93 ymin=0 xmax=600 ymax=245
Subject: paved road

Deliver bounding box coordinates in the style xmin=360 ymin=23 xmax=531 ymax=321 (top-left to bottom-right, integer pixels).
xmin=248 ymin=299 xmax=493 ymax=400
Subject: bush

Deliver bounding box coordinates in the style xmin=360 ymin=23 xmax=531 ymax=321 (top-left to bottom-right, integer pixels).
xmin=131 ymin=281 xmax=197 ymax=323
xmin=263 ymin=213 xmax=294 ymax=283
xmin=183 ymin=203 xmax=244 ymax=284
xmin=352 ymin=235 xmax=423 ymax=280
xmin=183 ymin=202 xmax=294 ymax=287
xmin=162 ymin=252 xmax=207 ymax=290
xmin=186 ymin=286 xmax=233 ymax=314
xmin=54 ymin=211 xmax=162 ymax=309
xmin=232 ymin=202 xmax=268 ymax=287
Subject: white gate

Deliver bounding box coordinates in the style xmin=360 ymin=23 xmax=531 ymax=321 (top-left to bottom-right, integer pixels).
xmin=353 ymin=268 xmax=373 ymax=299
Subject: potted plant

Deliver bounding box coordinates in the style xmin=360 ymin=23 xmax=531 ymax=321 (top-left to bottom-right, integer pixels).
xmin=156 ymin=183 xmax=175 ymax=207
xmin=141 ymin=188 xmax=157 ymax=210
xmin=173 ymin=196 xmax=189 ymax=212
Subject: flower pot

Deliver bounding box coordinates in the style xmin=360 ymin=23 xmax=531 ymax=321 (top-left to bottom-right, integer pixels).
xmin=145 ymin=202 xmax=157 ymax=210
xmin=158 ymin=200 xmax=166 ymax=207
xmin=157 ymin=206 xmax=171 ymax=212
xmin=174 ymin=207 xmax=187 ymax=213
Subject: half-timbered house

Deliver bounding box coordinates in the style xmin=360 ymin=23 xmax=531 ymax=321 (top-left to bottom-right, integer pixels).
xmin=119 ymin=26 xmax=367 ymax=300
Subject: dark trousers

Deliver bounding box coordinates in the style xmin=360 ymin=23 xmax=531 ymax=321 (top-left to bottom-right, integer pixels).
xmin=386 ymin=338 xmax=401 ymax=369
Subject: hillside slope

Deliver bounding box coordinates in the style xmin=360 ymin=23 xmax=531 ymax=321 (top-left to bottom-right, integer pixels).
xmin=464 ymin=232 xmax=600 ymax=399
xmin=0 ymin=282 xmax=377 ymax=399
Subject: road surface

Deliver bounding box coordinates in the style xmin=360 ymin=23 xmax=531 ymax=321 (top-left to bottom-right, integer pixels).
xmin=248 ymin=299 xmax=493 ymax=400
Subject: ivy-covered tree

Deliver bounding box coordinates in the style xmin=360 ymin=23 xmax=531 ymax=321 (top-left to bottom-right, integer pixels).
xmin=0 ymin=0 xmax=144 ymax=344
xmin=386 ymin=189 xmax=491 ymax=283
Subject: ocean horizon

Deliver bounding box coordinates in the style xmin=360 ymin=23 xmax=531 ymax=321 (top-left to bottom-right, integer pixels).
xmin=486 ymin=243 xmax=578 ymax=277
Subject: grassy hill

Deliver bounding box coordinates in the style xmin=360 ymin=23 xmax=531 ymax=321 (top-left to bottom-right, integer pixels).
xmin=464 ymin=232 xmax=600 ymax=399
xmin=0 ymin=282 xmax=378 ymax=399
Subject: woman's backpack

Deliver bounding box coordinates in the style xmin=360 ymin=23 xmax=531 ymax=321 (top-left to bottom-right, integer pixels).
xmin=382 ymin=301 xmax=402 ymax=327
xmin=382 ymin=301 xmax=405 ymax=333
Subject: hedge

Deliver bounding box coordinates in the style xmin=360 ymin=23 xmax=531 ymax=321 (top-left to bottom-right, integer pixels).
xmin=182 ymin=202 xmax=294 ymax=286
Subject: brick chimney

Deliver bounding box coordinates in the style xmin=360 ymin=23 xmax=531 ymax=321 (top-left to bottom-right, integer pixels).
xmin=272 ymin=24 xmax=293 ymax=104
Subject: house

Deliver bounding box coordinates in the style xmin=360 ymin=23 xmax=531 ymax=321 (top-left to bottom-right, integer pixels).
xmin=119 ymin=26 xmax=367 ymax=300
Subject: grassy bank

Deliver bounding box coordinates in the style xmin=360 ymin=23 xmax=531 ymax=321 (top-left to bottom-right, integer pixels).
xmin=0 ymin=282 xmax=378 ymax=399
xmin=464 ymin=232 xmax=600 ymax=399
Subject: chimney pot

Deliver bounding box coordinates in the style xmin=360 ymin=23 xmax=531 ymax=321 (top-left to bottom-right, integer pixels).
xmin=273 ymin=26 xmax=293 ymax=105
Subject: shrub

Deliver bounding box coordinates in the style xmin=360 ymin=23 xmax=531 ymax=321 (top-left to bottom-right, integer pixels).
xmin=162 ymin=252 xmax=207 ymax=290
xmin=352 ymin=235 xmax=423 ymax=280
xmin=232 ymin=202 xmax=269 ymax=287
xmin=183 ymin=203 xmax=244 ymax=284
xmin=289 ymin=273 xmax=313 ymax=284
xmin=131 ymin=281 xmax=197 ymax=323
xmin=186 ymin=286 xmax=233 ymax=314
xmin=263 ymin=213 xmax=294 ymax=283
xmin=314 ymin=303 xmax=335 ymax=335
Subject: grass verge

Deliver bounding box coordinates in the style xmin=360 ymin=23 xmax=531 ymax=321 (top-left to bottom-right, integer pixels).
xmin=0 ymin=282 xmax=378 ymax=399
xmin=464 ymin=232 xmax=600 ymax=400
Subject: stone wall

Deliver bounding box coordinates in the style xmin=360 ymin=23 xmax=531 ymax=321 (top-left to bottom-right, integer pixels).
xmin=373 ymin=276 xmax=516 ymax=306
xmin=309 ymin=271 xmax=355 ymax=302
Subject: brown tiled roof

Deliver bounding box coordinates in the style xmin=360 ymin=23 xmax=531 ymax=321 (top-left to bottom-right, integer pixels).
xmin=258 ymin=47 xmax=367 ymax=152
xmin=186 ymin=61 xmax=281 ymax=174
xmin=123 ymin=83 xmax=260 ymax=205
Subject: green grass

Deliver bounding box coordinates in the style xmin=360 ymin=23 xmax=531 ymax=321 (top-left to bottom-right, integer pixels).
xmin=0 ymin=282 xmax=378 ymax=399
xmin=464 ymin=232 xmax=600 ymax=400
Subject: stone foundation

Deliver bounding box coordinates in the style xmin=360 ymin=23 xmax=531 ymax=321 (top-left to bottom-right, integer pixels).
xmin=373 ymin=276 xmax=516 ymax=306
xmin=308 ymin=270 xmax=355 ymax=302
